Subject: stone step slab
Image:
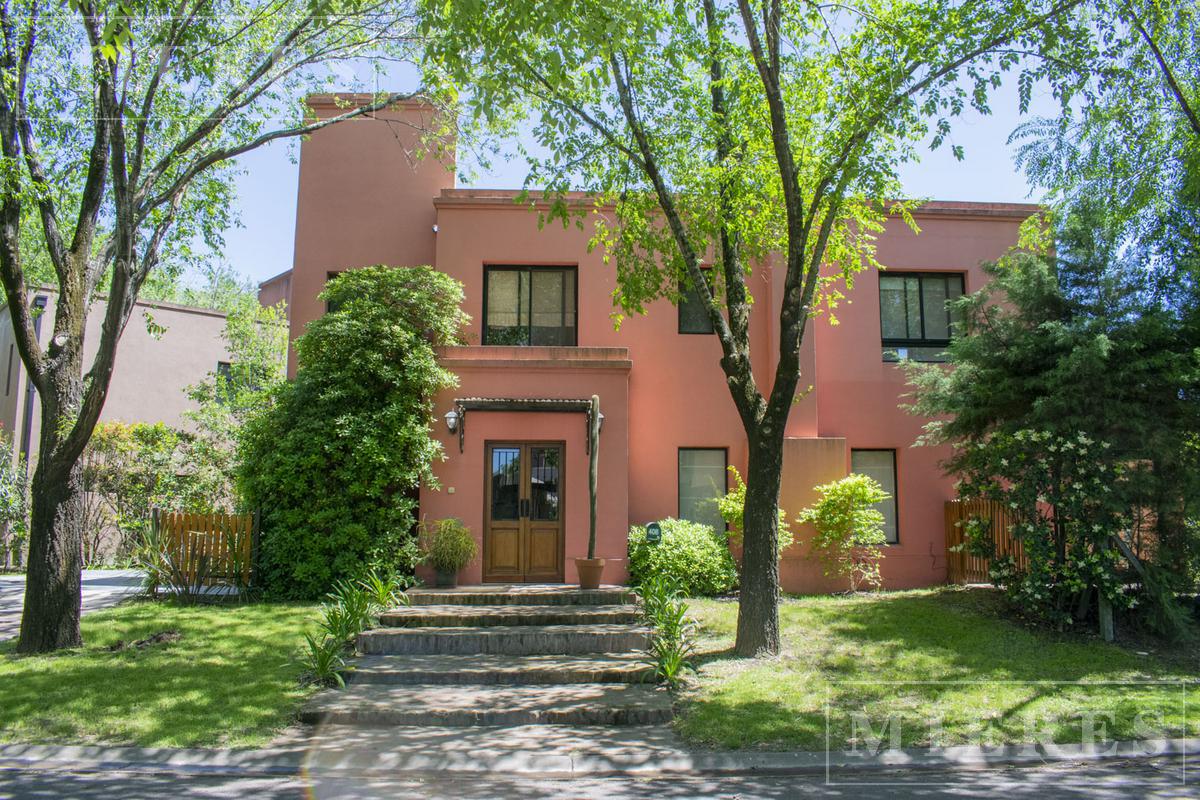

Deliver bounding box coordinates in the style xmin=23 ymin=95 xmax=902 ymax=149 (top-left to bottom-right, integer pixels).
xmin=379 ymin=604 xmax=642 ymax=628
xmin=299 ymin=683 xmax=673 ymax=727
xmin=405 ymin=585 xmax=637 ymax=607
xmin=347 ymin=652 xmax=652 ymax=685
xmin=357 ymin=623 xmax=652 ymax=656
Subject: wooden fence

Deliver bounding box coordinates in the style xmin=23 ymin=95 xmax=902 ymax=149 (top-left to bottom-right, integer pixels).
xmin=152 ymin=510 xmax=259 ymax=588
xmin=944 ymin=499 xmax=1029 ymax=584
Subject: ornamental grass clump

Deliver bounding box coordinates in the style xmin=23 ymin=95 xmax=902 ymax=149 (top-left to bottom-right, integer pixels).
xmin=798 ymin=474 xmax=889 ymax=592
xmin=637 ymin=574 xmax=696 ymax=690
xmin=421 ymin=518 xmax=477 ymax=577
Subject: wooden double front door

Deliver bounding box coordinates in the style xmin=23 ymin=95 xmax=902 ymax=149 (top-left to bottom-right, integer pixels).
xmin=484 ymin=442 xmax=565 ymax=582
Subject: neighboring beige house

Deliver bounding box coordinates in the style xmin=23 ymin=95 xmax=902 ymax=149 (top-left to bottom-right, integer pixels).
xmin=0 ymin=290 xmax=231 ymax=464
xmin=258 ymin=270 xmax=292 ymax=318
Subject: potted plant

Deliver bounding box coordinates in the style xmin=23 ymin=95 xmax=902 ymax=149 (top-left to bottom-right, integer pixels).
xmin=575 ymin=395 xmax=605 ymax=589
xmin=421 ymin=518 xmax=477 ymax=588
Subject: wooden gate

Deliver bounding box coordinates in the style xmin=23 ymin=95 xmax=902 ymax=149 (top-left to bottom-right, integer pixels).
xmin=152 ymin=510 xmax=259 ymax=587
xmin=944 ymin=499 xmax=1028 ymax=584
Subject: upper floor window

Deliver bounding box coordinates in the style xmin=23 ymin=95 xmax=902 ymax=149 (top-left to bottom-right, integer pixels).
xmin=679 ymin=269 xmax=715 ymax=334
xmin=484 ymin=266 xmax=577 ymax=346
xmin=880 ymin=272 xmax=964 ymax=362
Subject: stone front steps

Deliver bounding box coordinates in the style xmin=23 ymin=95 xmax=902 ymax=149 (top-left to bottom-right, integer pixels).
xmin=349 ymin=653 xmax=651 ymax=685
xmin=379 ymin=603 xmax=641 ymax=628
xmin=358 ymin=623 xmax=652 ymax=656
xmin=406 ymin=586 xmax=636 ymax=606
xmin=299 ymin=683 xmax=673 ymax=727
xmin=301 ymin=584 xmax=670 ymax=731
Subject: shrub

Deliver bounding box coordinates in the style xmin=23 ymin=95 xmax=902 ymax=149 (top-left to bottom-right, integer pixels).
xmin=797 ymin=474 xmax=889 ymax=592
xmin=298 ymin=632 xmax=347 ymax=688
xmin=421 ymin=518 xmax=477 ymax=575
xmin=715 ymin=466 xmax=794 ymax=557
xmin=627 ymin=518 xmax=737 ymax=597
xmin=239 ymin=266 xmax=467 ymax=599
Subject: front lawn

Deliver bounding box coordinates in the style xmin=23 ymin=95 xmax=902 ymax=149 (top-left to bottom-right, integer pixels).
xmin=0 ymin=600 xmax=319 ymax=747
xmin=678 ymin=588 xmax=1199 ymax=750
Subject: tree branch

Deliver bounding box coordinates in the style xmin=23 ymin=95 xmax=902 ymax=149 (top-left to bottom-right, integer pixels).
xmin=1130 ymin=8 xmax=1200 ymax=137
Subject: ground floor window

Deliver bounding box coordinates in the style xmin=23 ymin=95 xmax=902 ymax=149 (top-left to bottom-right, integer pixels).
xmin=678 ymin=448 xmax=727 ymax=532
xmin=851 ymin=449 xmax=899 ymax=543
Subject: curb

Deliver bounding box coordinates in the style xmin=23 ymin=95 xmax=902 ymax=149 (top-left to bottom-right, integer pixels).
xmin=0 ymin=737 xmax=1194 ymax=779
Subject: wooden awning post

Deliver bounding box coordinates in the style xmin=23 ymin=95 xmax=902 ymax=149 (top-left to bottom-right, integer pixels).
xmin=588 ymin=394 xmax=600 ymax=560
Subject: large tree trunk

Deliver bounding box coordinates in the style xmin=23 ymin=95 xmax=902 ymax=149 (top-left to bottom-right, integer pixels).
xmin=17 ymin=420 xmax=85 ymax=653
xmin=735 ymin=430 xmax=784 ymax=656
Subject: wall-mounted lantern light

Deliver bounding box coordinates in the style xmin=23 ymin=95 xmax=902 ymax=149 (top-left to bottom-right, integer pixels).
xmin=444 ymin=408 xmax=460 ymax=434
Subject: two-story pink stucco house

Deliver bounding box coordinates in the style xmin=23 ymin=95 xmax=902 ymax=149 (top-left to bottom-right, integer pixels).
xmin=265 ymin=96 xmax=1037 ymax=592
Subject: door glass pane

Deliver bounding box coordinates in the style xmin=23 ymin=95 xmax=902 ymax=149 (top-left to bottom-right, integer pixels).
xmin=490 ymin=447 xmax=521 ymax=520
xmin=529 ymin=446 xmax=560 ymax=521
xmin=678 ymin=449 xmax=726 ymax=532
xmin=486 ymin=270 xmax=529 ymax=345
xmin=530 ymin=270 xmax=569 ymax=345
xmin=851 ymin=450 xmax=898 ymax=543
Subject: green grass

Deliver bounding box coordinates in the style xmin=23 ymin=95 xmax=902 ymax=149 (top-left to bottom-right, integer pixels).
xmin=677 ymin=588 xmax=1200 ymax=750
xmin=0 ymin=600 xmax=320 ymax=747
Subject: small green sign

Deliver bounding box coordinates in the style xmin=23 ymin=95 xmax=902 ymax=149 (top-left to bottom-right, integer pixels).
xmin=646 ymin=522 xmax=662 ymax=544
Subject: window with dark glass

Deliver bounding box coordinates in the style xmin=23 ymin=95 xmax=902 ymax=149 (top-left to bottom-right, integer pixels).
xmin=879 ymin=272 xmax=964 ymax=361
xmin=851 ymin=449 xmax=899 ymax=544
xmin=678 ymin=269 xmax=715 ymax=334
xmin=484 ymin=266 xmax=577 ymax=346
xmin=678 ymin=448 xmax=727 ymax=532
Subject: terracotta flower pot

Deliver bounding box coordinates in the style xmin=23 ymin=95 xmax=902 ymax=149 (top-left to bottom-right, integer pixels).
xmin=575 ymin=557 xmax=606 ymax=590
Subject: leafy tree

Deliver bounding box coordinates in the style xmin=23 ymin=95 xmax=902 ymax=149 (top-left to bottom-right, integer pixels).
xmin=185 ymin=295 xmax=289 ymax=504
xmin=421 ymin=0 xmax=1082 ymax=653
xmin=0 ymin=0 xmax=428 ymax=651
xmin=1013 ymin=0 xmax=1198 ymax=303
xmin=906 ymin=235 xmax=1200 ymax=637
xmin=238 ymin=266 xmax=467 ymax=600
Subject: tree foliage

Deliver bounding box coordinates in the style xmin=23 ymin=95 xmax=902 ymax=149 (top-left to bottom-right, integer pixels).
xmin=238 ymin=266 xmax=467 ymax=600
xmin=0 ymin=0 xmax=429 ymax=651
xmin=420 ymin=0 xmax=1084 ymax=655
xmin=906 ymin=228 xmax=1200 ymax=636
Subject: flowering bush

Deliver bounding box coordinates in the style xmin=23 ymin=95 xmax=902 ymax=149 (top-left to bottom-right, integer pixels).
xmin=957 ymin=430 xmax=1135 ymax=628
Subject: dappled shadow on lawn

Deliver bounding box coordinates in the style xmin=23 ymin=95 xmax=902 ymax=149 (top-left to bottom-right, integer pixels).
xmin=0 ymin=600 xmax=318 ymax=747
xmin=678 ymin=588 xmax=1198 ymax=751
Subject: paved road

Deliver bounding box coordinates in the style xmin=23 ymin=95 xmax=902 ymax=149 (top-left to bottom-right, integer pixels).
xmin=0 ymin=569 xmax=143 ymax=641
xmin=0 ymin=759 xmax=1192 ymax=799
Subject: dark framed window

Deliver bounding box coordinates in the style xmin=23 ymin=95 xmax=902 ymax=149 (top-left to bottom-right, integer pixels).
xmin=324 ymin=271 xmax=344 ymax=314
xmin=851 ymin=449 xmax=898 ymax=544
xmin=879 ymin=272 xmax=964 ymax=362
xmin=679 ymin=269 xmax=715 ymax=334
xmin=483 ymin=266 xmax=578 ymax=346
xmin=678 ymin=448 xmax=728 ymax=532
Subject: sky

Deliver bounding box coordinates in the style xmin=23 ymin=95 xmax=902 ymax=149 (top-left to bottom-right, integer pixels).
xmin=220 ymin=79 xmax=1060 ymax=287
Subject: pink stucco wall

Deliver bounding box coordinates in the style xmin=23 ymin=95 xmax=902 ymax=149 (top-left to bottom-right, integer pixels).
xmin=285 ymin=97 xmax=1037 ymax=591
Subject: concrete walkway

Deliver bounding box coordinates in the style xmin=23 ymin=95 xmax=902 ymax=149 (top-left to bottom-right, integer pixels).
xmin=0 ymin=569 xmax=143 ymax=642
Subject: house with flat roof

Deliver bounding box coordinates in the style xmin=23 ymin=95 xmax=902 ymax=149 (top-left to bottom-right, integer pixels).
xmin=0 ymin=292 xmax=233 ymax=465
xmin=273 ymin=96 xmax=1038 ymax=591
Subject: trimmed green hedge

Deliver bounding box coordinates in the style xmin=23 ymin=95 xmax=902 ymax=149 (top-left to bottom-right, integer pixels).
xmin=628 ymin=518 xmax=738 ymax=597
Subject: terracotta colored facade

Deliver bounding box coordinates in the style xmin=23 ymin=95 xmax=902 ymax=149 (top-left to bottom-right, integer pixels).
xmin=279 ymin=97 xmax=1037 ymax=591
